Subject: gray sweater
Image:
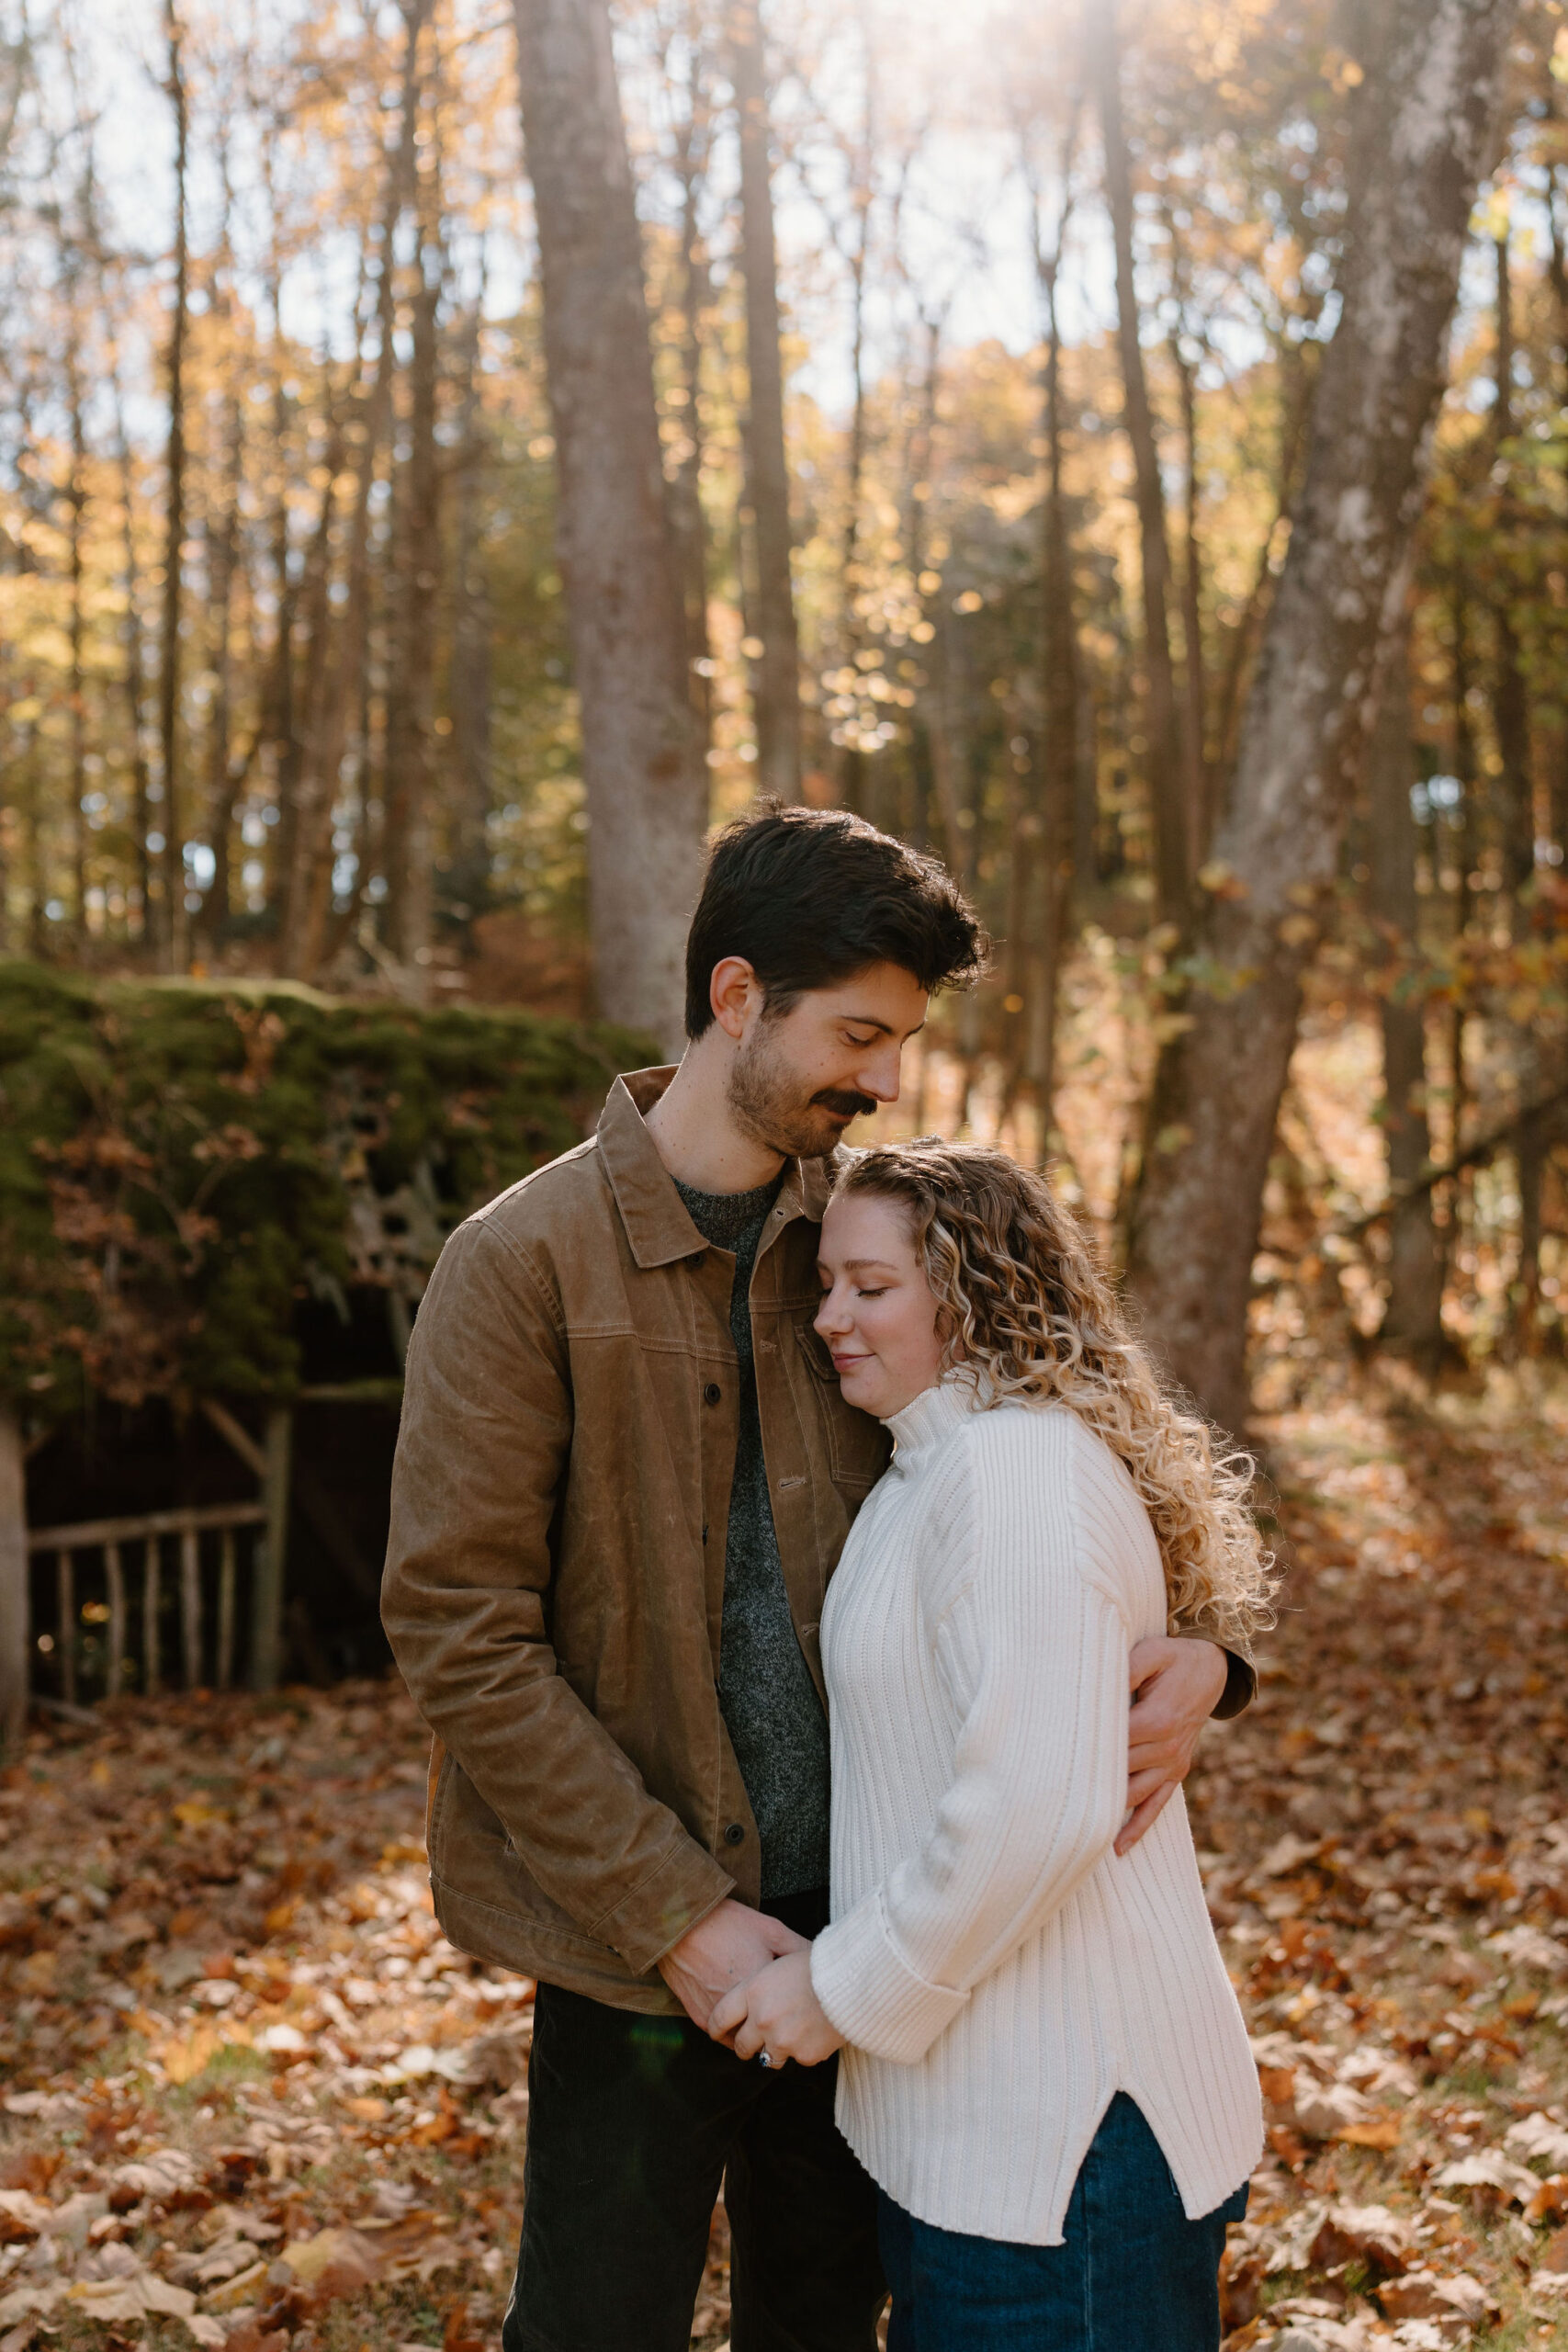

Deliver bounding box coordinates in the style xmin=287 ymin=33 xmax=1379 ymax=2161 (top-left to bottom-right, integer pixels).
xmin=674 ymin=1175 xmax=831 ymax=1901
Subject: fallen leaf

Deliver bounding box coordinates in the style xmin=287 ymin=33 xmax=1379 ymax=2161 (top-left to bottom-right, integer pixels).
xmin=1336 ymin=2115 xmax=1402 ymax=2150
xmin=1539 ymin=2223 xmax=1568 ymax=2275
xmin=1429 ymin=2149 xmax=1540 ymax=2202
xmin=1378 ymin=2268 xmax=1495 ymax=2324
xmin=0 ymin=2194 xmax=50 ymax=2244
xmin=1292 ymin=2080 xmax=1372 ymax=2140
xmin=280 ymin=2228 xmax=380 ymax=2298
xmin=1528 ymin=2175 xmax=1568 ymax=2223
xmin=1310 ymin=2200 xmax=1414 ymax=2274
xmin=66 ymin=2269 xmax=197 ymax=2323
xmin=158 ymin=2025 xmax=224 ymax=2086
xmin=1506 ymin=2111 xmax=1568 ymax=2170
xmin=201 ymin=2260 xmax=272 ymax=2312
xmin=1260 ymin=1833 xmax=1325 ymax=1879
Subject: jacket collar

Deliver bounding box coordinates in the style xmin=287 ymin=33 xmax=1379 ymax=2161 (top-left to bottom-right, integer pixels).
xmin=599 ymin=1067 xmax=837 ymax=1271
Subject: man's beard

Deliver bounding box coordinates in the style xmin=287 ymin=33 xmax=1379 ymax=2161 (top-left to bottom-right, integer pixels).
xmin=726 ymin=1023 xmax=878 ymax=1161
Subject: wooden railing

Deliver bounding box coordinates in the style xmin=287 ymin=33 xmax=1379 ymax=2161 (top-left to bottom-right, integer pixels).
xmin=2 ymin=1384 xmax=399 ymax=1750
xmin=27 ymin=1502 xmax=268 ymax=1702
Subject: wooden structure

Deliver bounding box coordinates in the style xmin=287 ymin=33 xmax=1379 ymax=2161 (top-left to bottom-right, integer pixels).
xmin=0 ymin=1400 xmax=298 ymax=1753
xmin=28 ymin=1502 xmax=266 ymax=1702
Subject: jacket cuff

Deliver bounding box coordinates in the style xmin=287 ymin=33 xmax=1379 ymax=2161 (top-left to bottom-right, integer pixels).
xmin=1171 ymin=1625 xmax=1255 ymax=1721
xmin=594 ymin=1833 xmax=739 ymax=1977
xmin=809 ymin=1890 xmax=966 ymax=2065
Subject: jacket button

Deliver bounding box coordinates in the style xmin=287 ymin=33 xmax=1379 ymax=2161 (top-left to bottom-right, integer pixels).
xmin=704 ymin=1382 xmax=722 ymax=1405
xmin=723 ymin=1822 xmax=745 ymax=1847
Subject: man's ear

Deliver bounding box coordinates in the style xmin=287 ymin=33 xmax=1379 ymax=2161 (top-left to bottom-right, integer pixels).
xmin=709 ymin=956 xmax=760 ymax=1042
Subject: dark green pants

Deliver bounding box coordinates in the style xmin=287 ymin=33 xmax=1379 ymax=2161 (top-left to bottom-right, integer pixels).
xmin=502 ymin=1894 xmax=886 ymax=2352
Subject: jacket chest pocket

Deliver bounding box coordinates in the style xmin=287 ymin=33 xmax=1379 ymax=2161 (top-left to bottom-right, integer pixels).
xmin=794 ymin=1323 xmax=891 ymax=1494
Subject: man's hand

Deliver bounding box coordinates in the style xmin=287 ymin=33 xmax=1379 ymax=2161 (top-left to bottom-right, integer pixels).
xmin=658 ymin=1898 xmax=809 ymax=2032
xmin=708 ymin=1950 xmax=845 ymax=2068
xmin=1117 ymin=1636 xmax=1227 ymax=1857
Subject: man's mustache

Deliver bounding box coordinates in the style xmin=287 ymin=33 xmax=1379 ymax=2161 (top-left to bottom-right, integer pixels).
xmin=813 ymin=1089 xmax=879 ymax=1120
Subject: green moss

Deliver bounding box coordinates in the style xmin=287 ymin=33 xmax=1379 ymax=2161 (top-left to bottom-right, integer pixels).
xmin=0 ymin=961 xmax=651 ymax=1414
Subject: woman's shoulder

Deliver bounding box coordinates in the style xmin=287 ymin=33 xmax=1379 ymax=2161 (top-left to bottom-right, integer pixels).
xmin=965 ymin=1398 xmax=1150 ymax=1531
xmin=964 ymin=1394 xmax=1102 ymax=1467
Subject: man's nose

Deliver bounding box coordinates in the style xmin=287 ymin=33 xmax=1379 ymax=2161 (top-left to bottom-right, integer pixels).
xmin=856 ymin=1041 xmax=904 ymax=1103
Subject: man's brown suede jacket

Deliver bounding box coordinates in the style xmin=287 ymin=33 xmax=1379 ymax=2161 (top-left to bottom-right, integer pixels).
xmin=380 ymin=1068 xmax=1253 ymax=2017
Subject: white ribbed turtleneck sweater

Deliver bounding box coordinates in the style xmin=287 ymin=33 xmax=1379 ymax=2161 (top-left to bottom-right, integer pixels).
xmin=808 ymin=1377 xmax=1261 ymax=2246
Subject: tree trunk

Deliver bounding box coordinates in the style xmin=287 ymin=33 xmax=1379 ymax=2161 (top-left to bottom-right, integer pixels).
xmin=1368 ymin=630 xmax=1443 ymax=1363
xmin=838 ymin=195 xmax=873 ymax=818
xmin=382 ymin=148 xmax=442 ymax=995
xmin=1212 ymin=344 xmax=1313 ymax=785
xmin=1489 ymin=221 xmax=1543 ymax=1347
xmin=731 ymin=0 xmax=800 ymax=802
xmin=1165 ymin=216 xmax=1210 ymax=858
xmin=1125 ymin=0 xmax=1517 ymax=1434
xmin=296 ymin=65 xmax=419 ymax=982
xmin=114 ymin=401 xmax=155 ymax=946
xmin=158 ymin=0 xmax=190 ymax=972
xmin=511 ymin=0 xmax=707 ymax=1050
xmin=201 ymin=349 xmax=244 ymax=948
xmin=449 ymin=293 xmax=494 ymax=939
xmin=0 ymin=1405 xmax=25 ymax=1758
xmin=1548 ymin=166 xmax=1568 ymax=860
xmin=1089 ymin=0 xmax=1188 ymax=926
xmin=1029 ymin=148 xmax=1080 ymax=1147
xmin=668 ymin=27 xmax=714 ymax=741
xmin=276 ymin=392 xmax=346 ymax=974
xmin=1491 ymin=227 xmax=1534 ymax=908
xmin=66 ymin=333 xmax=89 ymax=943
xmin=263 ymin=372 xmax=299 ymax=926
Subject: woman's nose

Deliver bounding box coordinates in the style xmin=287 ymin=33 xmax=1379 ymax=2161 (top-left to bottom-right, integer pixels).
xmin=815 ymin=1289 xmax=849 ymax=1337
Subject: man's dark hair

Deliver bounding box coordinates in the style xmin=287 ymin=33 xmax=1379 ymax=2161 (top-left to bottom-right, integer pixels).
xmin=683 ymin=802 xmax=988 ymax=1039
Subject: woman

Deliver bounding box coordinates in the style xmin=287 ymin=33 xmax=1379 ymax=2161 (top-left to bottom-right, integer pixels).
xmin=710 ymin=1141 xmax=1272 ymax=2348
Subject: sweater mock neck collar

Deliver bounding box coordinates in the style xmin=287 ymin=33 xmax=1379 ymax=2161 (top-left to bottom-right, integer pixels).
xmin=884 ymin=1373 xmax=983 ymax=1464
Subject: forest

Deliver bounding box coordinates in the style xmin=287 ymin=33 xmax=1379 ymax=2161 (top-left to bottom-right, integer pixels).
xmin=0 ymin=0 xmax=1563 ymax=1434
xmin=4 ymin=0 xmax=1568 ymax=2346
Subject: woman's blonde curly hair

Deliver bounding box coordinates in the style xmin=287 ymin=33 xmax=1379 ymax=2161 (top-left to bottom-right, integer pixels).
xmin=833 ymin=1139 xmax=1275 ymax=1650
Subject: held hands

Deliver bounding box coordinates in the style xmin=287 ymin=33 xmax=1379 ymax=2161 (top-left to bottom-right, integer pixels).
xmin=1117 ymin=1635 xmax=1227 ymax=1856
xmin=657 ymin=1897 xmax=809 ymax=2032
xmin=708 ymin=1949 xmax=845 ymax=2068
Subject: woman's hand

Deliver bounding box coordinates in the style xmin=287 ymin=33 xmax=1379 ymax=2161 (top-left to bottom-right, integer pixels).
xmin=708 ymin=1950 xmax=846 ymax=2067
xmin=1117 ymin=1635 xmax=1227 ymax=1854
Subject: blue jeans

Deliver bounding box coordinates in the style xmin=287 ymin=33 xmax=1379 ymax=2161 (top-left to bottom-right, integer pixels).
xmin=878 ymin=2093 xmax=1247 ymax=2351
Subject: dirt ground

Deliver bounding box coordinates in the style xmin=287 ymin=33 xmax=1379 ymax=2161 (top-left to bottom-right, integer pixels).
xmin=5 ymin=1374 xmax=1568 ymax=2352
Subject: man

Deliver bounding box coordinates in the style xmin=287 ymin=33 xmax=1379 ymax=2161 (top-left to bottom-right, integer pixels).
xmin=381 ymin=806 xmax=1251 ymax=2352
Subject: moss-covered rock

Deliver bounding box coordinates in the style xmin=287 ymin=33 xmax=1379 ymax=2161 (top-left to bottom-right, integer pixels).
xmin=0 ymin=963 xmax=650 ymax=1414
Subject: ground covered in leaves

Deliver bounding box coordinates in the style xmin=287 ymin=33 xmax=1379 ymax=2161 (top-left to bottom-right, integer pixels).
xmin=5 ymin=1375 xmax=1568 ymax=2352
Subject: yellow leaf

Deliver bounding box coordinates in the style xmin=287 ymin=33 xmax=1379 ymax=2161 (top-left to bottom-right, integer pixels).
xmin=68 ymin=2272 xmax=196 ymax=2322
xmin=202 ymin=2260 xmax=272 ymax=2312
xmin=1337 ymin=2115 xmax=1402 ymax=2149
xmin=159 ymin=2022 xmax=222 ymax=2085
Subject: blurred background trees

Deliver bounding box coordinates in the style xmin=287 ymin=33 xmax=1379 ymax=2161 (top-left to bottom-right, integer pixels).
xmin=2 ymin=0 xmax=1566 ymax=1422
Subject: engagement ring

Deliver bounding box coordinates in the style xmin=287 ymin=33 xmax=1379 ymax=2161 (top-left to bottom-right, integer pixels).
xmin=757 ymin=2049 xmax=774 ymax=2069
